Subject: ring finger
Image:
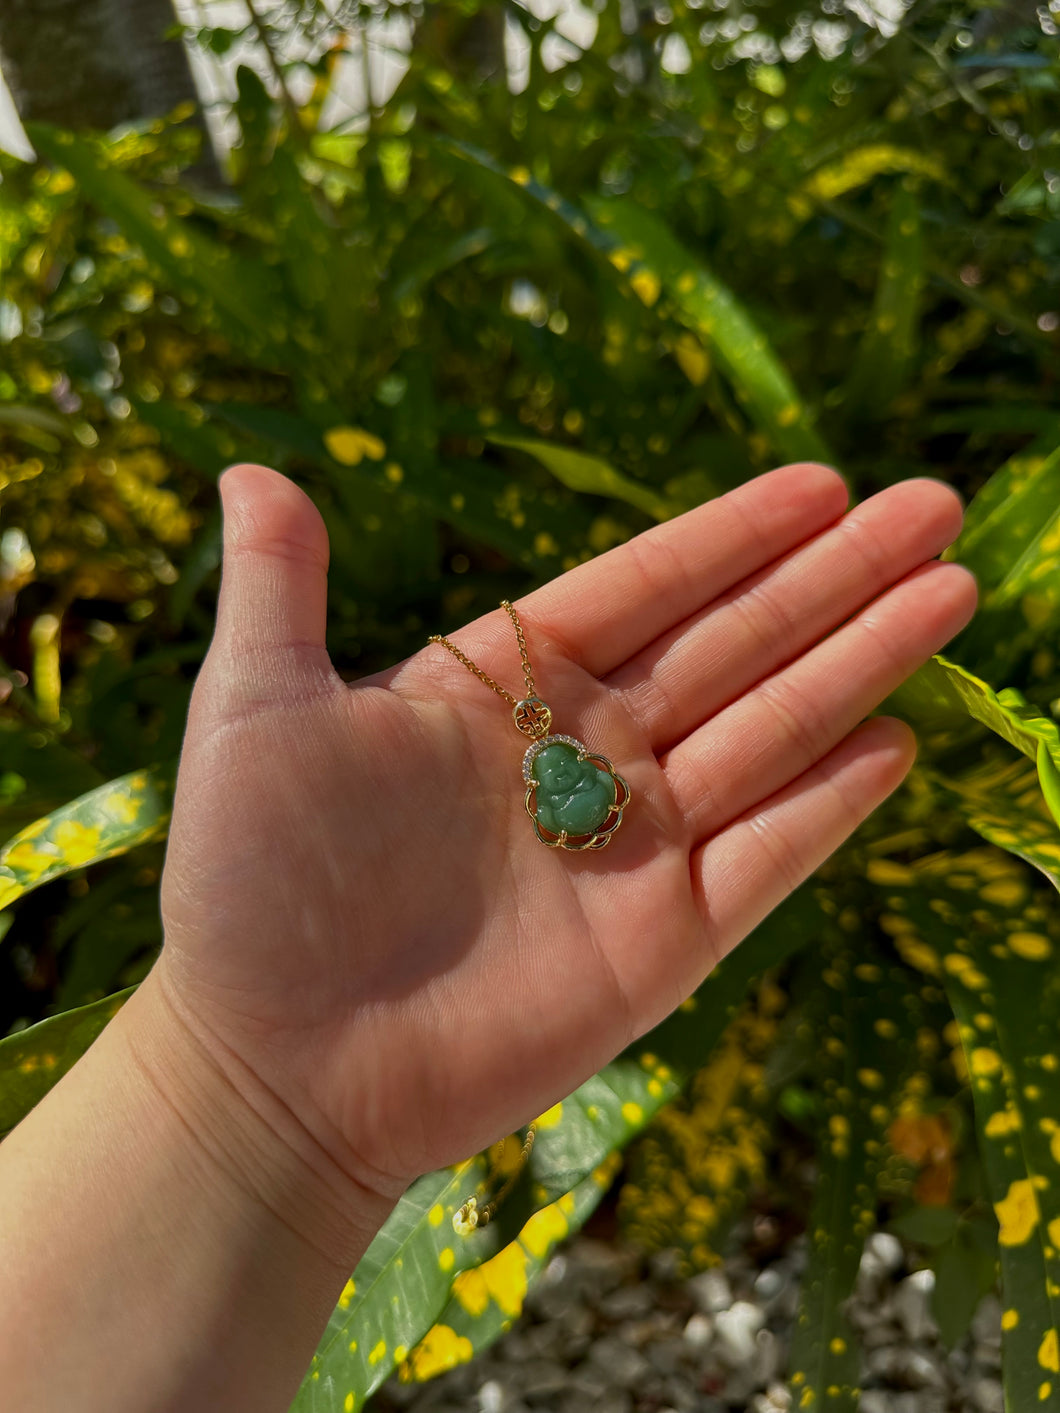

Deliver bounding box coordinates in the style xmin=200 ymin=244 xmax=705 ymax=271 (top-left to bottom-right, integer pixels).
xmin=663 ymin=559 xmax=977 ymax=843
xmin=608 ymin=478 xmax=964 ymax=754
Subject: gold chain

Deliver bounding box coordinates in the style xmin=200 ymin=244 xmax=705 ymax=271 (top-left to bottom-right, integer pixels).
xmin=428 ymin=601 xmax=537 ymax=706
xmin=430 ymin=600 xmax=541 ymax=1232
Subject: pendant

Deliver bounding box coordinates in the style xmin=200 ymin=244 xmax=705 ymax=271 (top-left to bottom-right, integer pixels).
xmin=513 ymin=698 xmax=631 ymax=851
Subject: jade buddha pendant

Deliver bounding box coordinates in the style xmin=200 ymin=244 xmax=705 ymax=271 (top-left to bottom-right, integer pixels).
xmin=515 ymin=698 xmax=630 ymax=851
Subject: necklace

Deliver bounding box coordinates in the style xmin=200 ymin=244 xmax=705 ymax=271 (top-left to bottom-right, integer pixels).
xmin=429 ymin=601 xmax=631 ymax=851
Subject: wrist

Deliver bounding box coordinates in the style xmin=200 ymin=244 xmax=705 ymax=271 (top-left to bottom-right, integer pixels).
xmin=0 ymin=960 xmax=397 ymax=1412
xmin=130 ymin=961 xmax=397 ymax=1269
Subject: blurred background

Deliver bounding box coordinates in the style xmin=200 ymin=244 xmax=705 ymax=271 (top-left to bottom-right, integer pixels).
xmin=1 ymin=2 xmax=1059 ymax=1405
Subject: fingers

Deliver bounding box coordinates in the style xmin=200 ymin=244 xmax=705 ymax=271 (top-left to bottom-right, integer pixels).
xmin=664 ymin=559 xmax=977 ymax=842
xmin=692 ymin=716 xmax=917 ymax=963
xmin=208 ymin=464 xmax=336 ymax=691
xmin=609 ymin=477 xmax=965 ymax=752
xmin=459 ymin=464 xmax=849 ymax=682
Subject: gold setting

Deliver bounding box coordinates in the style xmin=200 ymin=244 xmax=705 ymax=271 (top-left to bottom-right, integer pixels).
xmin=523 ymin=741 xmax=631 ymax=851
xmin=513 ymin=697 xmax=552 ymax=738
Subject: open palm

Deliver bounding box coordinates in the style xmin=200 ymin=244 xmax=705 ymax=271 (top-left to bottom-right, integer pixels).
xmin=157 ymin=461 xmax=975 ymax=1202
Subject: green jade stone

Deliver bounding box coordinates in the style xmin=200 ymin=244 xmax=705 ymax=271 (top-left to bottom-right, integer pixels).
xmin=531 ymin=742 xmax=616 ymax=837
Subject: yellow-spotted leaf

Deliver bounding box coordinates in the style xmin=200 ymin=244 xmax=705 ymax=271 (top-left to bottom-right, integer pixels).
xmin=953 ymin=444 xmax=1060 ymax=596
xmin=485 ymin=435 xmax=673 ymax=522
xmin=0 ymin=765 xmax=173 ymax=912
xmin=435 ymin=138 xmax=830 ymax=465
xmin=948 ymin=443 xmax=1060 ymax=679
xmin=890 ymin=653 xmax=1060 ymax=769
xmin=619 ymin=991 xmax=778 ymax=1273
xmin=793 ymin=144 xmax=948 ymax=216
xmin=0 ymin=988 xmax=136 ymax=1137
xmin=936 ymin=753 xmax=1060 ymax=894
xmin=889 ymin=654 xmax=1060 ymax=892
xmin=293 ymin=1157 xmax=500 ymax=1412
xmin=891 ymin=653 xmax=1060 ymax=890
xmin=585 ymin=198 xmax=830 ymax=466
xmin=398 ymin=1158 xmax=621 ymax=1387
xmin=786 ymin=915 xmax=926 ymax=1412
xmin=878 ymin=852 xmax=1060 ymax=1413
xmin=198 ymin=402 xmax=595 ymax=574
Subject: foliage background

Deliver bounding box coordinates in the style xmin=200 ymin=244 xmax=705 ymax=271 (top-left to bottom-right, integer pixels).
xmin=1 ymin=1 xmax=1059 ymax=1409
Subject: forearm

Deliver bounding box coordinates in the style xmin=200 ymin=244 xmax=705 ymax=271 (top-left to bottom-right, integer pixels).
xmin=0 ymin=966 xmax=394 ymax=1413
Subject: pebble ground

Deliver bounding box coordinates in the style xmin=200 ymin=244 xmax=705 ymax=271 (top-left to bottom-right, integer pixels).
xmin=371 ymin=1216 xmax=1003 ymax=1413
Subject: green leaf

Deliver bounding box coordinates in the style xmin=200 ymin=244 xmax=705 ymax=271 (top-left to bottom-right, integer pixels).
xmin=294 ymin=1153 xmax=617 ymax=1409
xmin=948 ymin=443 xmax=1060 ymax=679
xmin=889 ymin=654 xmax=1060 ymax=890
xmin=436 ymin=139 xmax=831 ymax=465
xmin=0 ymin=718 xmax=105 ymax=843
xmin=28 ymin=124 xmax=286 ymax=366
xmin=293 ymin=1160 xmax=495 ymax=1411
xmin=0 ymin=988 xmax=136 ymax=1137
xmin=1038 ymin=741 xmax=1060 ymax=834
xmin=169 ymin=510 xmax=223 ymax=629
xmin=389 ymin=227 xmax=494 ymax=304
xmin=55 ymin=877 xmax=162 ymax=1010
xmin=131 ymin=397 xmax=254 ymax=479
xmin=888 ymin=1205 xmax=960 ymax=1246
xmin=797 ymin=144 xmax=949 ymax=208
xmin=0 ymin=765 xmax=174 ymax=911
xmin=396 ymin=1160 xmax=619 ymax=1388
xmin=198 ymin=401 xmax=597 ymax=574
xmin=925 ymin=408 xmax=1060 ymax=439
xmin=842 ymin=180 xmax=923 ymax=419
xmin=953 ymin=443 xmax=1060 ymax=595
xmin=890 ymin=653 xmax=1060 ymax=768
xmin=786 ymin=925 xmax=924 ymax=1412
xmin=932 ymin=1229 xmax=997 ymax=1349
xmin=935 ymin=753 xmax=1060 ymax=896
xmin=585 ymin=197 xmax=831 ymax=465
xmin=881 ymin=853 xmax=1060 ymax=1411
xmin=486 ymin=435 xmax=674 ymax=521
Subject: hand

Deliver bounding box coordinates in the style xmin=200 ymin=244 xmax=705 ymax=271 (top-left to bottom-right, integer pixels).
xmin=156 ymin=461 xmax=976 ymax=1210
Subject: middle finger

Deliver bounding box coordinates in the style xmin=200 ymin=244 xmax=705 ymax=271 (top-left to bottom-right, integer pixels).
xmin=606 ymin=478 xmax=964 ymax=754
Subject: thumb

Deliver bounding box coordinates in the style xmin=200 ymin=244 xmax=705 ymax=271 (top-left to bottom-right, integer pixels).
xmin=210 ymin=463 xmax=333 ymax=678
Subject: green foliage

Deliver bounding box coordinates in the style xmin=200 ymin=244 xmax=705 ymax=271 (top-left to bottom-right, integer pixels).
xmin=1 ymin=0 xmax=1060 ymax=1406
xmin=883 ymin=851 xmax=1060 ymax=1408
xmin=0 ymin=764 xmax=172 ymax=912
xmin=784 ymin=923 xmax=928 ymax=1411
xmin=0 ymin=986 xmax=134 ymax=1137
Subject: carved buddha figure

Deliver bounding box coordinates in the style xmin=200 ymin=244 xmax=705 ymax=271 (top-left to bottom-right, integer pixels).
xmin=530 ymin=742 xmax=617 ymax=837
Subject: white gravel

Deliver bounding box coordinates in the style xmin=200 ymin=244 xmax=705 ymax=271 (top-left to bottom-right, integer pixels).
xmin=371 ymin=1220 xmax=1002 ymax=1412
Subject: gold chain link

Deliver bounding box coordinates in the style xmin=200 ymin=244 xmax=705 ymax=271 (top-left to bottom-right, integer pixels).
xmin=429 ymin=601 xmax=542 ymax=1231
xmin=428 ymin=601 xmax=537 ymax=705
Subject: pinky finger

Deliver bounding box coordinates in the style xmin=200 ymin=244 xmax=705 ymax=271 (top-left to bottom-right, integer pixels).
xmin=693 ymin=716 xmax=916 ymax=965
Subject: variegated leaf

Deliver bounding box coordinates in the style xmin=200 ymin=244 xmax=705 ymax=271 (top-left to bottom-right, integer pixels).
xmin=0 ymin=765 xmax=174 ymax=912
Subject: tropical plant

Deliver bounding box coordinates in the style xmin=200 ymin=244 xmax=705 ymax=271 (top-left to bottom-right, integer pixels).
xmin=1 ymin=1 xmax=1059 ymax=1409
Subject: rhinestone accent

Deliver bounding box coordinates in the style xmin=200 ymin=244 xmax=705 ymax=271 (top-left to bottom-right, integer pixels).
xmin=522 ymin=734 xmax=589 ymax=783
